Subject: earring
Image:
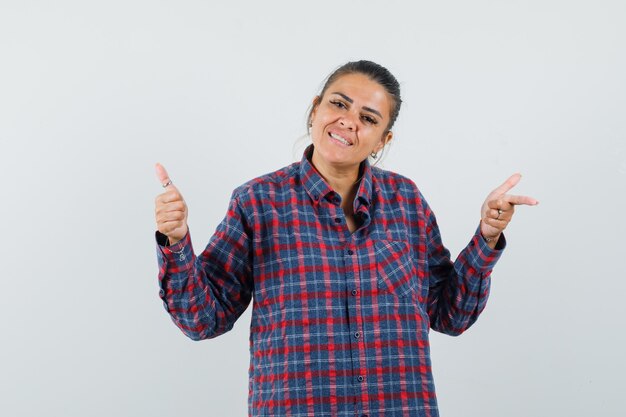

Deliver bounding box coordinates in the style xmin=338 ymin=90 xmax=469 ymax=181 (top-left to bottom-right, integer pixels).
xmin=370 ymin=151 xmax=378 ymax=159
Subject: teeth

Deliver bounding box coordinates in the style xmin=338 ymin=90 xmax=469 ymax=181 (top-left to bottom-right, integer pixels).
xmin=330 ymin=132 xmax=351 ymax=145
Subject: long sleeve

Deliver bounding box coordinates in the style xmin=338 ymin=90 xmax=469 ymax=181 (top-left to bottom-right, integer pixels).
xmin=423 ymin=200 xmax=506 ymax=336
xmin=156 ymin=194 xmax=253 ymax=341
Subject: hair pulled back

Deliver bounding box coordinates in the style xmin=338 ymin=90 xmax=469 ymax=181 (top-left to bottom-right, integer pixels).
xmin=308 ymin=60 xmax=402 ymax=132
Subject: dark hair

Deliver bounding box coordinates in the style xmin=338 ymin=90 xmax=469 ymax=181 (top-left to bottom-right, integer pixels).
xmin=308 ymin=60 xmax=402 ymax=132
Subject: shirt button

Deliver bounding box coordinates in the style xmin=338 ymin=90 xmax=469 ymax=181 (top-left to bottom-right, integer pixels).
xmin=334 ymin=217 xmax=341 ymax=223
xmin=351 ymin=289 xmax=358 ymax=296
xmin=354 ymin=332 xmax=361 ymax=339
xmin=357 ymin=375 xmax=364 ymax=382
xmin=159 ymin=289 xmax=165 ymax=297
xmin=347 ymin=249 xmax=354 ymax=255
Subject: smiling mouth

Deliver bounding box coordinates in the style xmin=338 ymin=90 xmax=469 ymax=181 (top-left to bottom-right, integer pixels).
xmin=329 ymin=132 xmax=352 ymax=146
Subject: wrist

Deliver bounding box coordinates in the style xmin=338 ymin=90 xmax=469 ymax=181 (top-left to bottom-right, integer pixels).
xmin=481 ymin=233 xmax=500 ymax=243
xmin=481 ymin=232 xmax=500 ymax=249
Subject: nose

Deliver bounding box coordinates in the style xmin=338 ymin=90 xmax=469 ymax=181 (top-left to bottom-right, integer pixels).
xmin=339 ymin=115 xmax=356 ymax=131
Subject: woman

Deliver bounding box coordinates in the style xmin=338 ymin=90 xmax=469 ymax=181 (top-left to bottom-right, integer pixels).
xmin=154 ymin=60 xmax=537 ymax=417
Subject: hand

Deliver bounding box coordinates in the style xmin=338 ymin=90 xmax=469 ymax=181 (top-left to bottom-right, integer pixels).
xmin=480 ymin=173 xmax=538 ymax=247
xmin=154 ymin=163 xmax=188 ymax=245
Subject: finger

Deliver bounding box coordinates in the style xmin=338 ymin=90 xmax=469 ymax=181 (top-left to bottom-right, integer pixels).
xmin=155 ymin=205 xmax=186 ymax=220
xmin=157 ymin=211 xmax=185 ymax=223
xmin=158 ymin=215 xmax=182 ymax=225
xmin=488 ymin=208 xmax=513 ymax=221
xmin=162 ymin=201 xmax=186 ymax=213
xmin=155 ymin=163 xmax=172 ymax=187
xmin=482 ymin=216 xmax=509 ymax=230
xmin=487 ymin=199 xmax=514 ymax=210
xmin=155 ymin=198 xmax=185 ymax=212
xmin=503 ymin=194 xmax=539 ymax=206
xmin=490 ymin=173 xmax=522 ymax=196
xmin=156 ymin=189 xmax=183 ymax=204
xmin=158 ymin=221 xmax=185 ymax=235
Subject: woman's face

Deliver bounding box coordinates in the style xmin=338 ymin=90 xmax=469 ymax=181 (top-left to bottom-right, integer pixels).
xmin=309 ymin=73 xmax=393 ymax=174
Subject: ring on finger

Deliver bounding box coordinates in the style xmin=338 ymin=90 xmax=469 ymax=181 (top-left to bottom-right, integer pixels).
xmin=162 ymin=180 xmax=172 ymax=188
xmin=496 ymin=209 xmax=503 ymax=220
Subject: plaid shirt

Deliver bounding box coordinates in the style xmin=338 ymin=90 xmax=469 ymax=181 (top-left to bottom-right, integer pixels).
xmin=156 ymin=146 xmax=504 ymax=417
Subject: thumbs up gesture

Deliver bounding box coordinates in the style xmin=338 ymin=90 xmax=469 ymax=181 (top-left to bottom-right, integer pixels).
xmin=480 ymin=173 xmax=538 ymax=247
xmin=155 ymin=163 xmax=188 ymax=245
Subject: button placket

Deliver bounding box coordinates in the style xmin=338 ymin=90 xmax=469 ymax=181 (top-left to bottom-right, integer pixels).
xmin=344 ymin=243 xmax=366 ymax=392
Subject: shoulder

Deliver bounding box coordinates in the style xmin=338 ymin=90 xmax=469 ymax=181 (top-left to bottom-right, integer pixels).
xmin=230 ymin=161 xmax=301 ymax=203
xmin=371 ymin=166 xmax=422 ymax=199
xmin=371 ymin=166 xmax=434 ymax=218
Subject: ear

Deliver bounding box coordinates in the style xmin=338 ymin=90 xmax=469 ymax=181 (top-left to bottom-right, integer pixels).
xmin=309 ymin=96 xmax=321 ymax=125
xmin=374 ymin=131 xmax=393 ymax=153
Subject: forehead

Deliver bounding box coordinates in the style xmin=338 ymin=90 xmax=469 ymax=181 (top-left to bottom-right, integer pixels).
xmin=324 ymin=73 xmax=392 ymax=117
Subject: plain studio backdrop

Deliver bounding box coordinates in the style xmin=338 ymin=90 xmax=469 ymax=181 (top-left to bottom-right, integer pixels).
xmin=1 ymin=1 xmax=625 ymax=416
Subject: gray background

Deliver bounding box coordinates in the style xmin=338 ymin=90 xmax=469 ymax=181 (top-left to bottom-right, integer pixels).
xmin=1 ymin=0 xmax=625 ymax=416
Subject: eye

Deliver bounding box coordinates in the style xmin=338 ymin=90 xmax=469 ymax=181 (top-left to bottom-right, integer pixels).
xmin=361 ymin=115 xmax=378 ymax=125
xmin=330 ymin=100 xmax=347 ymax=109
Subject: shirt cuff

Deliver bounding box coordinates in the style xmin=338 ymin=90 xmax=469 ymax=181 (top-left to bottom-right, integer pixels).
xmin=155 ymin=230 xmax=193 ymax=265
xmin=466 ymin=226 xmax=506 ymax=273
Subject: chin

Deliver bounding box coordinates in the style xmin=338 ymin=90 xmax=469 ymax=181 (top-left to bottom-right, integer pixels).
xmin=318 ymin=146 xmax=363 ymax=167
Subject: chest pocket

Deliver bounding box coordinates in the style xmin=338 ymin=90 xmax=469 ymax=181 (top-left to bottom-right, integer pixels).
xmin=375 ymin=240 xmax=418 ymax=298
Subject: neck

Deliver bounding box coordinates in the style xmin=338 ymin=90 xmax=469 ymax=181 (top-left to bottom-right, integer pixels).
xmin=310 ymin=150 xmax=361 ymax=212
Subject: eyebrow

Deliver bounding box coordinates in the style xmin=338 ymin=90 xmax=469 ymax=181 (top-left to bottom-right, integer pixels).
xmin=330 ymin=92 xmax=383 ymax=119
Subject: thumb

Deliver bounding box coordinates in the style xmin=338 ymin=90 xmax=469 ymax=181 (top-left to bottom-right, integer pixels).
xmin=155 ymin=162 xmax=172 ymax=187
xmin=489 ymin=173 xmax=522 ymax=197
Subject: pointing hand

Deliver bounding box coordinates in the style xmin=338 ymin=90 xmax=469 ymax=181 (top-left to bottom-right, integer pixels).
xmin=480 ymin=173 xmax=538 ymax=247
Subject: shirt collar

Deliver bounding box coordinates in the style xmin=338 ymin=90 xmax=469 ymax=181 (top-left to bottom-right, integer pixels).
xmin=354 ymin=157 xmax=373 ymax=211
xmin=300 ymin=144 xmax=373 ymax=210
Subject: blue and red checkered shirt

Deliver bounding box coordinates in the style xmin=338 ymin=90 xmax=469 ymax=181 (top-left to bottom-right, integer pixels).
xmin=156 ymin=146 xmax=504 ymax=417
